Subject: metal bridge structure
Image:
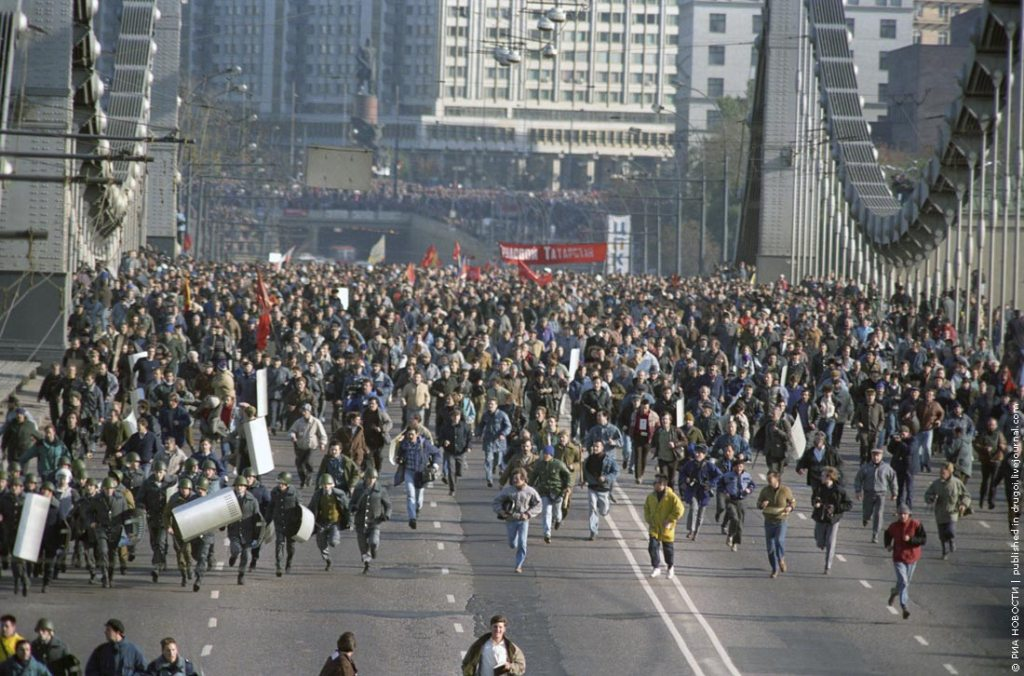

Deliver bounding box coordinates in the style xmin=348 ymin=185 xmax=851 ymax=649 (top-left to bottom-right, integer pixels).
xmin=738 ymin=0 xmax=1023 ymax=342
xmin=0 ymin=0 xmax=180 ymax=360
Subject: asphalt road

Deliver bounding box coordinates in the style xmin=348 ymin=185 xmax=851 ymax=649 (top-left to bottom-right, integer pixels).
xmin=4 ymin=386 xmax=1013 ymax=675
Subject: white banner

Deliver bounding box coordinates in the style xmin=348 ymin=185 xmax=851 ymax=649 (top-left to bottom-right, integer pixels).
xmin=676 ymin=399 xmax=685 ymax=428
xmin=606 ymin=214 xmax=631 ymax=275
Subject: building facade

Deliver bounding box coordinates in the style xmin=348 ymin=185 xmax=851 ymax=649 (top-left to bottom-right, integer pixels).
xmin=675 ymin=0 xmax=762 ymax=153
xmin=845 ymin=1 xmax=916 ymax=123
xmin=912 ymin=0 xmax=983 ymax=45
xmin=184 ymin=0 xmax=682 ymax=189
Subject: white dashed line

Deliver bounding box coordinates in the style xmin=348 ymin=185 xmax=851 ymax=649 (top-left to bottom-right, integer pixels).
xmin=222 ymin=538 xmax=230 ymax=547
xmin=758 ymin=473 xmax=767 ymax=481
xmin=979 ymin=521 xmax=991 ymax=529
xmin=446 ymin=594 xmax=456 ymax=604
xmin=460 ymin=651 xmax=467 ymax=659
xmin=430 ymin=501 xmax=438 ymax=508
xmin=437 ymin=542 xmax=445 ymax=550
xmin=208 ymin=618 xmax=217 ymax=628
xmin=914 ymin=635 xmax=929 ymax=646
xmin=836 ymin=555 xmax=847 ymax=563
xmin=797 ymin=512 xmax=807 ymax=520
xmin=887 ymin=606 xmax=899 ymax=615
xmin=433 ymin=521 xmax=441 ymax=529
xmin=453 ymin=623 xmax=464 ymax=633
xmin=214 ymin=561 xmax=224 ymax=571
xmin=859 ymin=580 xmax=872 ymax=589
xmin=441 ymin=567 xmax=450 ymax=575
xmin=604 ymin=511 xmax=711 ymax=676
xmin=614 ymin=487 xmax=740 ymax=676
xmin=200 ymin=645 xmax=213 ymax=657
xmin=210 ymin=591 xmax=219 ymax=599
xmin=943 ymin=663 xmax=958 ymax=674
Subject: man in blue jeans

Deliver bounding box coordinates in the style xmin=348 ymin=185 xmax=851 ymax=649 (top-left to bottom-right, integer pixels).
xmin=492 ymin=469 xmax=542 ymax=573
xmin=396 ymin=428 xmax=441 ymax=529
xmin=583 ymin=440 xmax=620 ymax=540
xmin=757 ymin=471 xmax=796 ymax=578
xmin=884 ymin=504 xmax=927 ymax=619
xmin=479 ymin=399 xmax=512 ymax=488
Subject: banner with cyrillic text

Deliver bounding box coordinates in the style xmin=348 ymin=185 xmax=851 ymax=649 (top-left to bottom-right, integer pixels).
xmin=498 ymin=242 xmax=607 ymax=265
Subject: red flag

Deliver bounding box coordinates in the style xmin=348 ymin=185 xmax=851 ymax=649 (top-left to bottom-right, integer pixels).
xmin=182 ymin=233 xmax=193 ymax=252
xmin=255 ymin=271 xmax=272 ymax=314
xmin=420 ymin=244 xmax=439 ymax=268
xmin=515 ymin=260 xmax=553 ymax=286
xmin=405 ymin=262 xmax=416 ymax=285
xmin=465 ymin=265 xmax=482 ymax=281
xmin=256 ymin=313 xmax=272 ymax=351
xmin=452 ymin=241 xmax=462 ymax=262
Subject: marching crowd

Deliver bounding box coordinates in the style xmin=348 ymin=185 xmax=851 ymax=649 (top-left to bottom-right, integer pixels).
xmin=0 ymin=248 xmax=1022 ymax=674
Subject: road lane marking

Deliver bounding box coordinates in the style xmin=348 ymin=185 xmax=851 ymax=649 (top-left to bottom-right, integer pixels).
xmin=914 ymin=635 xmax=929 ymax=646
xmin=433 ymin=521 xmax=441 ymax=528
xmin=201 ymin=645 xmax=212 ymax=657
xmin=214 ymin=561 xmax=224 ymax=571
xmin=886 ymin=606 xmax=899 ymax=615
xmin=615 ymin=487 xmax=741 ymax=676
xmin=208 ymin=618 xmax=217 ymax=628
xmin=222 ymin=538 xmax=230 ymax=547
xmin=605 ymin=512 xmax=708 ymax=676
xmin=836 ymin=555 xmax=847 ymax=562
xmin=441 ymin=567 xmax=450 ymax=575
xmin=454 ymin=623 xmax=464 ymax=633
xmin=979 ymin=521 xmax=991 ymax=529
xmin=437 ymin=542 xmax=445 ymax=550
xmin=859 ymin=580 xmax=872 ymax=589
xmin=758 ymin=474 xmax=767 ymax=481
xmin=461 ymin=651 xmax=467 ymax=659
xmin=446 ymin=594 xmax=456 ymax=604
xmin=797 ymin=513 xmax=807 ymax=520
xmin=210 ymin=591 xmax=219 ymax=599
xmin=943 ymin=664 xmax=958 ymax=674
xmin=430 ymin=501 xmax=438 ymax=508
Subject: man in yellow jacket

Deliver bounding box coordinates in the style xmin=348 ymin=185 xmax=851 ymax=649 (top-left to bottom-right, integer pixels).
xmin=0 ymin=614 xmax=24 ymax=662
xmin=644 ymin=474 xmax=685 ymax=578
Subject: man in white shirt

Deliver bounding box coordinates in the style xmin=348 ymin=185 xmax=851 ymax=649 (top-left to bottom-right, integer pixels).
xmin=461 ymin=615 xmax=525 ymax=676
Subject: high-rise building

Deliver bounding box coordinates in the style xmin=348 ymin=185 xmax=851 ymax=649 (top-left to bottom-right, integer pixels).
xmin=675 ymin=0 xmax=762 ymax=153
xmin=844 ymin=1 xmax=915 ymax=122
xmin=183 ymin=0 xmax=682 ymax=189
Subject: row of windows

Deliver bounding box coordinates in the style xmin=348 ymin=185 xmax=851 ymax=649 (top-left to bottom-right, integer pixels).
xmin=708 ymin=13 xmax=764 ymax=34
xmin=845 ymin=18 xmax=899 ymax=38
xmin=846 ymin=0 xmax=904 ymax=5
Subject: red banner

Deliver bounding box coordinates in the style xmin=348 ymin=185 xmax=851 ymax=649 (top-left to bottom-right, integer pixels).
xmin=498 ymin=241 xmax=607 ymax=265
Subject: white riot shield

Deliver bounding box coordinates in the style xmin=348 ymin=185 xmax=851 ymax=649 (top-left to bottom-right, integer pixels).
xmin=242 ymin=417 xmax=275 ymax=476
xmin=568 ymin=348 xmax=580 ymax=381
xmin=292 ymin=505 xmax=315 ymax=543
xmin=13 ymin=493 xmax=50 ymax=563
xmin=172 ymin=488 xmax=242 ymax=542
xmin=256 ymin=368 xmax=269 ymax=418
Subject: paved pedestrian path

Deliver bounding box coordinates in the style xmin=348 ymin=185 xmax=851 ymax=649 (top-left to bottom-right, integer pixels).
xmin=0 ymin=358 xmax=39 ymax=404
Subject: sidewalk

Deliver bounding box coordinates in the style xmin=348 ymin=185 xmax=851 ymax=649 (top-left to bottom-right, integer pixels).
xmin=0 ymin=359 xmax=39 ymax=410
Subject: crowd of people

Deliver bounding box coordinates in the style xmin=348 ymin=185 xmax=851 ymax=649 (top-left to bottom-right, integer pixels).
xmin=280 ymin=181 xmax=606 ymax=244
xmin=0 ymin=247 xmax=1022 ymax=672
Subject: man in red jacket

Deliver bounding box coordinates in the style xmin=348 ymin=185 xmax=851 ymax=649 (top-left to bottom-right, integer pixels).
xmin=884 ymin=504 xmax=927 ymax=619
